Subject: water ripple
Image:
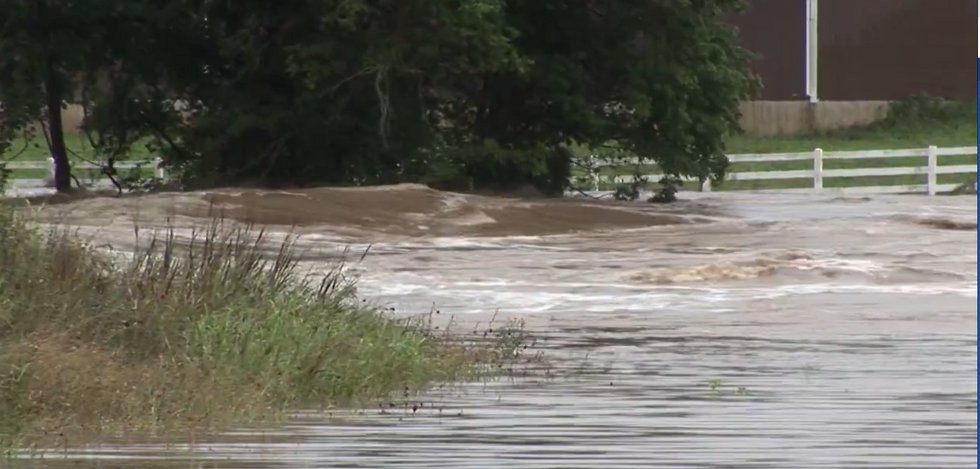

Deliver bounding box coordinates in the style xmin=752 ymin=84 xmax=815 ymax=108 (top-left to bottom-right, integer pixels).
xmin=14 ymin=192 xmax=978 ymax=469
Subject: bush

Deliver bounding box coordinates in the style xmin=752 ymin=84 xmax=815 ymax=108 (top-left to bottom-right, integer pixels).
xmin=0 ymin=207 xmax=529 ymax=447
xmin=0 ymin=164 xmax=8 ymax=194
xmin=421 ymin=141 xmax=572 ymax=196
xmin=879 ymin=94 xmax=978 ymax=128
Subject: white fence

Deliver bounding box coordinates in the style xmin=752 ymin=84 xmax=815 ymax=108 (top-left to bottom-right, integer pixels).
xmin=4 ymin=157 xmax=167 ymax=188
xmin=5 ymin=146 xmax=978 ymax=196
xmin=583 ymin=145 xmax=978 ymax=195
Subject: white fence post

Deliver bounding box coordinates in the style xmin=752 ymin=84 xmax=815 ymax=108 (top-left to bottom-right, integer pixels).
xmin=588 ymin=154 xmax=599 ymax=191
xmin=47 ymin=157 xmax=56 ymax=182
xmin=812 ymin=148 xmax=824 ymax=190
xmin=926 ymin=145 xmax=938 ymax=196
xmin=155 ymin=157 xmax=167 ymax=180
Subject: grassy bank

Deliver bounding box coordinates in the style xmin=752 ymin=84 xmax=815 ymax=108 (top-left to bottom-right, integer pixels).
xmin=0 ymin=208 xmax=527 ymax=448
xmin=576 ymin=97 xmax=978 ymax=192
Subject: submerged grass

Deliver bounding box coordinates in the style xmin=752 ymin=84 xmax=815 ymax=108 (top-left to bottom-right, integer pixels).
xmin=0 ymin=207 xmax=532 ymax=448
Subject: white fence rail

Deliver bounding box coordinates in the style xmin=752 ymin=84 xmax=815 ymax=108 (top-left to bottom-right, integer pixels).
xmin=582 ymin=145 xmax=978 ymax=196
xmin=5 ymin=146 xmax=978 ymax=196
xmin=4 ymin=157 xmax=167 ymax=188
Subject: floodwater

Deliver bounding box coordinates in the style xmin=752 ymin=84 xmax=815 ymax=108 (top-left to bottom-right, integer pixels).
xmin=9 ymin=186 xmax=978 ymax=468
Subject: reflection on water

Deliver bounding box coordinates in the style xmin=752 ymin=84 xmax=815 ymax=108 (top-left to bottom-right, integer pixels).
xmin=9 ymin=188 xmax=979 ymax=468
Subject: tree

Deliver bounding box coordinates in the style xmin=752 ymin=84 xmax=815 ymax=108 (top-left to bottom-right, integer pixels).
xmin=459 ymin=0 xmax=759 ymax=186
xmin=1 ymin=0 xmax=758 ymax=196
xmin=0 ymin=0 xmax=96 ymax=192
xmin=0 ymin=0 xmax=195 ymax=192
xmin=160 ymin=0 xmax=757 ymax=193
xmin=119 ymin=0 xmax=528 ymax=189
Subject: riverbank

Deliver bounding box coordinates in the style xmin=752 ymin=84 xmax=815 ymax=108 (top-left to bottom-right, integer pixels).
xmin=0 ymin=206 xmax=531 ymax=449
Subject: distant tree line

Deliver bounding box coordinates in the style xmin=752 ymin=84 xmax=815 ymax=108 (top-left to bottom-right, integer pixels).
xmin=0 ymin=0 xmax=758 ymax=195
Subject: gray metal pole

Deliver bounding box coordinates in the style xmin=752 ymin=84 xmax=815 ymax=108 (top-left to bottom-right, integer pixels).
xmin=805 ymin=0 xmax=820 ymax=103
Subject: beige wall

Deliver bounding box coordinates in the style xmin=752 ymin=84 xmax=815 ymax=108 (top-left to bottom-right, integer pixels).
xmin=62 ymin=105 xmax=85 ymax=133
xmin=21 ymin=104 xmax=86 ymax=135
xmin=738 ymin=101 xmax=889 ymax=137
xmin=57 ymin=101 xmax=890 ymax=138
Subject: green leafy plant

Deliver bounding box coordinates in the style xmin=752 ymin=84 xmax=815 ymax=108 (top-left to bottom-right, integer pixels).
xmin=0 ymin=164 xmax=9 ymax=194
xmin=649 ymin=176 xmax=682 ymax=204
xmin=882 ymin=93 xmax=978 ymax=126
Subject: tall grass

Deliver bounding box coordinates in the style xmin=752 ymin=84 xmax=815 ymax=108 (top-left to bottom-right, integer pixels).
xmin=0 ymin=207 xmax=529 ymax=447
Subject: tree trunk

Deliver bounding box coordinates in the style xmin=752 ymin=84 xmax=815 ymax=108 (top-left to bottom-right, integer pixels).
xmin=44 ymin=65 xmax=71 ymax=193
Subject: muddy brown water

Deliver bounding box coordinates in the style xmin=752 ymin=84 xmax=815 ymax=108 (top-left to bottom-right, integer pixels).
xmin=9 ymin=186 xmax=978 ymax=468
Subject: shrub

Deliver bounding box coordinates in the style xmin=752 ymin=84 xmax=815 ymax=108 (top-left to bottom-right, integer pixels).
xmin=879 ymin=94 xmax=978 ymax=128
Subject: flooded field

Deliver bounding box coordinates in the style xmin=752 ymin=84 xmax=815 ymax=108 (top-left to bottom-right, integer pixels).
xmin=8 ymin=186 xmax=977 ymax=468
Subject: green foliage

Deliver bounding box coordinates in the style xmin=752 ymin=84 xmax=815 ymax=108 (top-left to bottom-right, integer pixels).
xmin=610 ymin=176 xmax=680 ymax=204
xmin=473 ymin=0 xmax=757 ymax=182
xmin=649 ymin=176 xmax=682 ymax=204
xmin=0 ymin=0 xmax=110 ymax=191
xmin=0 ymin=164 xmax=8 ymax=194
xmin=612 ymin=184 xmax=641 ymax=202
xmin=422 ymin=141 xmax=572 ymax=195
xmin=0 ymin=0 xmax=759 ymax=196
xmin=879 ymin=94 xmax=979 ymax=128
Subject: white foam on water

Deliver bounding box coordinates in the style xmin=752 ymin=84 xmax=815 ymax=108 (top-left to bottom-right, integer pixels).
xmin=792 ymin=257 xmax=890 ymax=274
xmin=769 ymin=282 xmax=978 ymax=296
xmin=963 ymin=280 xmax=978 ymax=297
xmin=357 ymin=272 xmax=978 ymax=317
xmin=416 ymin=236 xmax=569 ymax=252
xmin=292 ymin=232 xmax=353 ymax=243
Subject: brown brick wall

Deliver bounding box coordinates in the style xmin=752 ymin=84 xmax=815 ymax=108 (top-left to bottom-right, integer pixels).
xmin=728 ymin=0 xmax=807 ymax=100
xmin=730 ymin=0 xmax=976 ymax=101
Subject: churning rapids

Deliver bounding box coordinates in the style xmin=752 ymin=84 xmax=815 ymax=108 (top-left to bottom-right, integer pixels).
xmin=10 ymin=185 xmax=978 ymax=469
